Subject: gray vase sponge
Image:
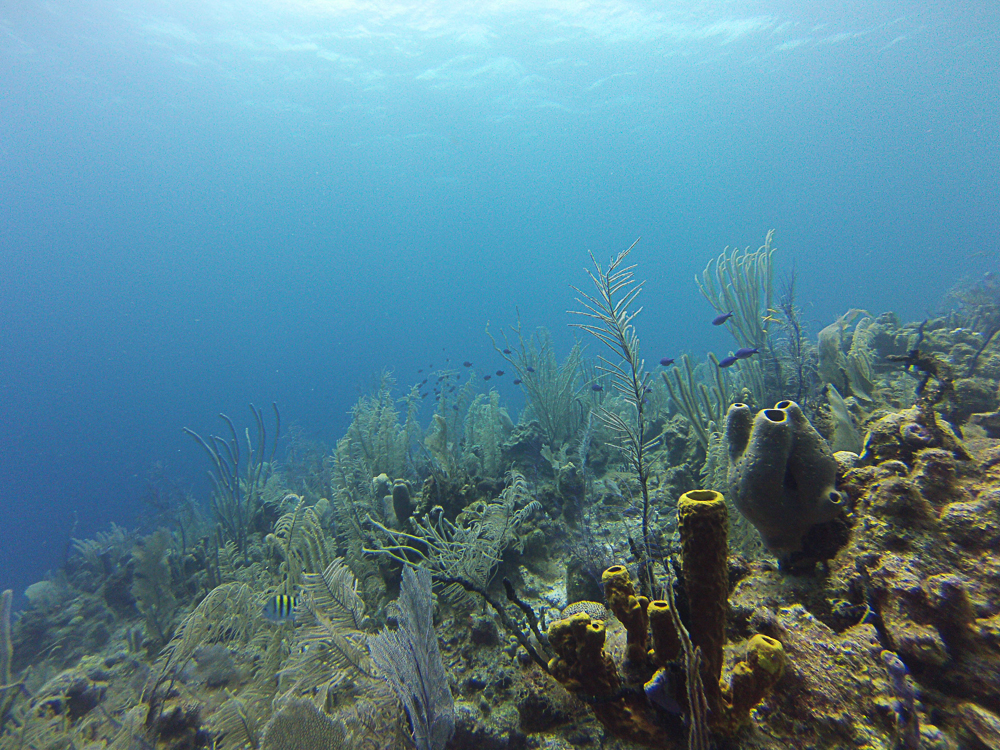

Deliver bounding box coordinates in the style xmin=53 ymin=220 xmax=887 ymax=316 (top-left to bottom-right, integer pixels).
xmin=725 ymin=400 xmax=843 ymax=553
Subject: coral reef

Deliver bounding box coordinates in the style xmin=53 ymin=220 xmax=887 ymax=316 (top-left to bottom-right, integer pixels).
xmin=5 ymin=243 xmax=1000 ymax=750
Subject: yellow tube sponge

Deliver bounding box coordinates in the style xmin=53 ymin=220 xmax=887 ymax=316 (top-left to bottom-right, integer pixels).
xmin=646 ymin=600 xmax=680 ymax=665
xmin=602 ymin=565 xmax=650 ymax=663
xmin=725 ymin=634 xmax=786 ymax=730
xmin=677 ymin=489 xmax=729 ymax=718
xmin=547 ymin=612 xmax=620 ymax=699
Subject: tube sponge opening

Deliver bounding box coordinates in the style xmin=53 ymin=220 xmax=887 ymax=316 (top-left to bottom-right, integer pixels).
xmin=726 ymin=401 xmax=842 ymax=553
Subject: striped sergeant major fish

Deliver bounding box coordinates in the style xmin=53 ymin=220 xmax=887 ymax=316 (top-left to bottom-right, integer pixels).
xmin=262 ymin=594 xmax=297 ymax=624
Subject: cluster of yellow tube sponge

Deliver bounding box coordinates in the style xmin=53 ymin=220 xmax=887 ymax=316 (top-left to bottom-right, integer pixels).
xmin=545 ymin=489 xmax=787 ymax=745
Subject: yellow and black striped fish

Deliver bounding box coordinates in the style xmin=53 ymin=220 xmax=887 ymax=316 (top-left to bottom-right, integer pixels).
xmin=262 ymin=594 xmax=297 ymax=623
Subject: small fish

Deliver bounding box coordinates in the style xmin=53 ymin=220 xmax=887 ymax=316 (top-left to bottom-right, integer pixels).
xmin=644 ymin=668 xmax=682 ymax=713
xmin=463 ymin=361 xmax=473 ymax=367
xmin=659 ymin=357 xmax=675 ymax=366
xmin=712 ymin=311 xmax=734 ymax=326
xmin=452 ymin=405 xmax=459 ymax=411
xmin=417 ymin=368 xmax=423 ymax=373
xmin=512 ymin=379 xmax=522 ymax=385
xmin=591 ymin=384 xmax=603 ymax=392
xmin=718 ymin=355 xmax=739 ymax=368
xmin=734 ymin=347 xmax=759 ymax=359
xmin=484 ymin=375 xmax=492 ymax=381
xmin=262 ymin=594 xmax=297 ymax=624
xmin=421 ymin=393 xmax=428 ymax=399
xmin=420 ymin=378 xmax=428 ymax=385
xmin=644 ymin=386 xmax=653 ymax=393
xmin=503 ymin=349 xmax=512 ymax=355
xmin=496 ymin=370 xmax=504 ymax=377
xmin=526 ymin=366 xmax=535 ymax=373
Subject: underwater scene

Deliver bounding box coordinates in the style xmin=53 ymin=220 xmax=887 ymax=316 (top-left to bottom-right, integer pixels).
xmin=2 ymin=2 xmax=999 ymax=750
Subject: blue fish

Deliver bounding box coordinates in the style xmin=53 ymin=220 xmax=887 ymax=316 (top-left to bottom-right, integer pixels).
xmin=712 ymin=312 xmax=734 ymax=326
xmin=526 ymin=366 xmax=535 ymax=373
xmin=659 ymin=357 xmax=675 ymax=366
xmin=734 ymin=347 xmax=759 ymax=359
xmin=718 ymin=355 xmax=739 ymax=368
xmin=644 ymin=668 xmax=682 ymax=713
xmin=591 ymin=384 xmax=603 ymax=392
xmin=263 ymin=594 xmax=297 ymax=624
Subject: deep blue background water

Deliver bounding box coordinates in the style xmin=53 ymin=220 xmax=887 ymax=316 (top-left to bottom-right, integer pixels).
xmin=2 ymin=0 xmax=997 ymax=603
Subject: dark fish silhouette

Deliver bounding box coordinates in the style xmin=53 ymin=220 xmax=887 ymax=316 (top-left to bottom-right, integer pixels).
xmin=526 ymin=366 xmax=535 ymax=373
xmin=659 ymin=357 xmax=675 ymax=366
xmin=503 ymin=349 xmax=512 ymax=355
xmin=496 ymin=370 xmax=504 ymax=377
xmin=513 ymin=379 xmax=522 ymax=385
xmin=735 ymin=347 xmax=759 ymax=359
xmin=417 ymin=368 xmax=423 ymax=373
xmin=484 ymin=375 xmax=492 ymax=381
xmin=712 ymin=312 xmax=734 ymax=325
xmin=718 ymin=355 xmax=739 ymax=368
xmin=591 ymin=384 xmax=603 ymax=392
xmin=463 ymin=361 xmax=472 ymax=367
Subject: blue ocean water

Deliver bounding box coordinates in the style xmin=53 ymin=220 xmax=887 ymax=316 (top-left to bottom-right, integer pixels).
xmin=1 ymin=1 xmax=997 ymax=602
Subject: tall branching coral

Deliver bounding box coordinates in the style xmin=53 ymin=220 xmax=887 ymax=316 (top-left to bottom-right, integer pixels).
xmin=184 ymin=404 xmax=281 ymax=555
xmin=279 ymin=559 xmax=406 ymax=747
xmin=570 ymin=240 xmax=657 ymax=591
xmin=266 ymin=496 xmax=333 ymax=597
xmin=489 ymin=322 xmax=587 ymax=451
xmin=697 ymin=231 xmax=778 ymax=402
xmin=662 ymin=353 xmax=730 ymax=450
xmin=279 ymin=559 xmax=376 ymax=707
xmin=365 ymin=471 xmax=541 ymax=605
xmin=145 ymin=580 xmax=267 ymax=741
xmin=131 ymin=529 xmax=178 ymax=649
xmin=462 ymin=391 xmax=511 ymax=477
xmin=342 ymin=371 xmax=415 ymax=480
xmin=774 ymin=267 xmax=818 ymax=405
